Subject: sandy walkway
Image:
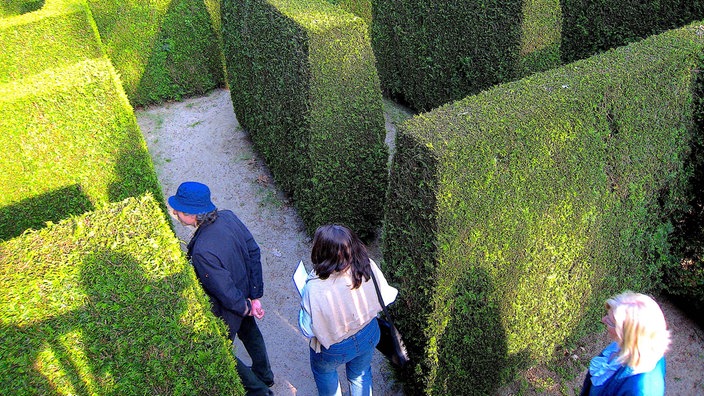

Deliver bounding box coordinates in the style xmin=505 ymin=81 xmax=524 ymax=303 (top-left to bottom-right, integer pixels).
xmin=135 ymin=88 xmax=402 ymax=395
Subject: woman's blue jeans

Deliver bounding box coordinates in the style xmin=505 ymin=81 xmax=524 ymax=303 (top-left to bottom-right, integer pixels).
xmin=310 ymin=319 xmax=380 ymax=396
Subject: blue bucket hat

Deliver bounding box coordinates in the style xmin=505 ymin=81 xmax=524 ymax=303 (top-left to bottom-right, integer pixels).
xmin=168 ymin=182 xmax=217 ymax=214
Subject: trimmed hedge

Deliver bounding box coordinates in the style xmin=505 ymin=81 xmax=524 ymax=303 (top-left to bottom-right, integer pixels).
xmin=0 ymin=0 xmax=104 ymax=83
xmin=222 ymin=0 xmax=388 ymax=238
xmin=372 ymin=0 xmax=533 ymax=112
xmin=0 ymin=194 xmax=244 ymax=395
xmin=324 ymin=0 xmax=371 ymax=26
xmin=663 ymin=47 xmax=704 ymax=316
xmin=372 ymin=1 xmax=704 ymax=113
xmin=0 ymin=0 xmax=44 ymax=17
xmin=382 ymin=22 xmax=704 ymax=395
xmin=561 ymin=0 xmax=704 ymax=64
xmin=85 ymin=0 xmax=225 ymax=107
xmin=0 ymin=1 xmax=162 ymax=241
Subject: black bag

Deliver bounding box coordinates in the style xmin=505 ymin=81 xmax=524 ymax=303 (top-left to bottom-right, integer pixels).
xmin=371 ymin=272 xmax=410 ymax=368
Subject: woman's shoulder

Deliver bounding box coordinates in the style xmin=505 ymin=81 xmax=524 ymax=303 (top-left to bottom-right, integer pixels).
xmin=620 ymin=356 xmax=666 ymax=395
xmin=369 ymin=258 xmax=382 ymax=273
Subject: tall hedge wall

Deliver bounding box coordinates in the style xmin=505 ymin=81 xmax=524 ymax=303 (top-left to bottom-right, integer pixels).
xmin=561 ymin=0 xmax=704 ymax=64
xmin=222 ymin=0 xmax=387 ymax=238
xmin=85 ymin=0 xmax=224 ymax=107
xmin=0 ymin=0 xmax=102 ymax=83
xmin=382 ymin=22 xmax=704 ymax=395
xmin=0 ymin=1 xmax=162 ymax=241
xmin=663 ymin=51 xmax=704 ymax=316
xmin=0 ymin=0 xmax=44 ymax=18
xmin=372 ymin=1 xmax=704 ymax=113
xmin=372 ymin=0 xmax=542 ymax=112
xmin=0 ymin=194 xmax=244 ymax=395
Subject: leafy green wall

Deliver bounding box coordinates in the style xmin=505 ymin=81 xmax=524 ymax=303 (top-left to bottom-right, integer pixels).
xmin=86 ymin=0 xmax=224 ymax=107
xmin=561 ymin=0 xmax=704 ymax=63
xmin=0 ymin=0 xmax=162 ymax=241
xmin=222 ymin=0 xmax=388 ymax=238
xmin=373 ymin=0 xmax=532 ymax=112
xmin=325 ymin=0 xmax=371 ymax=25
xmin=0 ymin=195 xmax=244 ymax=395
xmin=0 ymin=0 xmax=44 ymax=17
xmin=372 ymin=0 xmax=704 ymax=113
xmin=383 ymin=22 xmax=704 ymax=395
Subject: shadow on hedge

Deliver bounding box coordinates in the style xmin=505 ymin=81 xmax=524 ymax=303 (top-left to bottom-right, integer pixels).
xmin=0 ymin=184 xmax=93 ymax=241
xmin=0 ymin=249 xmax=184 ymax=394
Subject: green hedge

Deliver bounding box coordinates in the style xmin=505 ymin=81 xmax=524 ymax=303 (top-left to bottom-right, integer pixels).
xmin=0 ymin=0 xmax=44 ymax=17
xmin=561 ymin=0 xmax=704 ymax=64
xmin=324 ymin=0 xmax=371 ymax=26
xmin=372 ymin=1 xmax=704 ymax=113
xmin=222 ymin=0 xmax=388 ymax=238
xmin=372 ymin=0 xmax=539 ymax=112
xmin=85 ymin=0 xmax=224 ymax=107
xmin=382 ymin=22 xmax=704 ymax=395
xmin=0 ymin=0 xmax=104 ymax=83
xmin=663 ymin=47 xmax=704 ymax=315
xmin=0 ymin=1 xmax=162 ymax=241
xmin=0 ymin=194 xmax=244 ymax=395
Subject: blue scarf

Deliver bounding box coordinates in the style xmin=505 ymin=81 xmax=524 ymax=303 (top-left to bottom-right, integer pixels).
xmin=589 ymin=342 xmax=623 ymax=386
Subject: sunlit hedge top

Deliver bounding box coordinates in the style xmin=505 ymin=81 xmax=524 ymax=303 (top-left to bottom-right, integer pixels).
xmin=0 ymin=194 xmax=243 ymax=395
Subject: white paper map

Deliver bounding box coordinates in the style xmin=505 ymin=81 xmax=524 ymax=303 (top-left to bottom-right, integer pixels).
xmin=293 ymin=260 xmax=308 ymax=296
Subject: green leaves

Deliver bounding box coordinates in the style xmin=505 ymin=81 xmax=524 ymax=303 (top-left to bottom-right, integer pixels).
xmin=0 ymin=195 xmax=243 ymax=395
xmin=383 ymin=21 xmax=704 ymax=395
xmin=223 ymin=0 xmax=387 ymax=238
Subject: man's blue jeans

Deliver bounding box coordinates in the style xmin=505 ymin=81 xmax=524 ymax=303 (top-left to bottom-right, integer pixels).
xmin=310 ymin=319 xmax=380 ymax=396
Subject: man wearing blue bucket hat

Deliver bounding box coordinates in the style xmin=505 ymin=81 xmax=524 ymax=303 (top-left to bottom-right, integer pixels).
xmin=169 ymin=181 xmax=274 ymax=396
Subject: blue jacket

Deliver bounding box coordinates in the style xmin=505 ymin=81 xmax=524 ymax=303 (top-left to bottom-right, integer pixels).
xmin=581 ymin=352 xmax=666 ymax=396
xmin=187 ymin=210 xmax=263 ymax=339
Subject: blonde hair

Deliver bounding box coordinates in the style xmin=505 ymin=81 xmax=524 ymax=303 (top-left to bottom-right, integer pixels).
xmin=606 ymin=291 xmax=671 ymax=369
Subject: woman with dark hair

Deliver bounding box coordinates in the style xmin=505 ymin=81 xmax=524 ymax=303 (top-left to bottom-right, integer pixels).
xmin=299 ymin=224 xmax=397 ymax=396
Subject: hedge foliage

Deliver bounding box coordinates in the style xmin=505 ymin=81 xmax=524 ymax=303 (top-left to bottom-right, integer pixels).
xmin=561 ymin=0 xmax=704 ymax=64
xmin=0 ymin=1 xmax=162 ymax=241
xmin=0 ymin=0 xmax=44 ymax=17
xmin=372 ymin=0 xmax=704 ymax=113
xmin=0 ymin=0 xmax=103 ymax=83
xmin=0 ymin=194 xmax=244 ymax=395
xmin=382 ymin=22 xmax=704 ymax=395
xmin=663 ymin=44 xmax=704 ymax=315
xmin=85 ymin=0 xmax=224 ymax=107
xmin=373 ymin=0 xmax=540 ymax=112
xmin=222 ymin=0 xmax=388 ymax=238
xmin=324 ymin=0 xmax=371 ymax=26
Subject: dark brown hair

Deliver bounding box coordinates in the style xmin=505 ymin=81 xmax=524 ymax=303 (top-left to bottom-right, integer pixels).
xmin=311 ymin=224 xmax=371 ymax=289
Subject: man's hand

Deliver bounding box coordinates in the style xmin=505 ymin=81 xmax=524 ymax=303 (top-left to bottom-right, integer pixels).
xmin=251 ymin=298 xmax=265 ymax=319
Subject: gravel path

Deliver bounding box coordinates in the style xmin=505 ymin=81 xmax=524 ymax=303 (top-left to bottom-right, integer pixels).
xmin=135 ymin=88 xmax=403 ymax=396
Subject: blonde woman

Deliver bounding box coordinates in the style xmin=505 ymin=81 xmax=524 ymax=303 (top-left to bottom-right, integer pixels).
xmin=580 ymin=291 xmax=671 ymax=396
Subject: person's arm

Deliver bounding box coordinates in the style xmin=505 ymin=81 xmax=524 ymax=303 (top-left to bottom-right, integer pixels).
xmin=191 ymin=250 xmax=251 ymax=317
xmin=298 ymin=284 xmax=314 ymax=338
xmin=298 ymin=307 xmax=314 ymax=338
xmin=243 ymin=229 xmax=264 ymax=300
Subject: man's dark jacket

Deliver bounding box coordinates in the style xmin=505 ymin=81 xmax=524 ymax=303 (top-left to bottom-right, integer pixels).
xmin=187 ymin=210 xmax=263 ymax=339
